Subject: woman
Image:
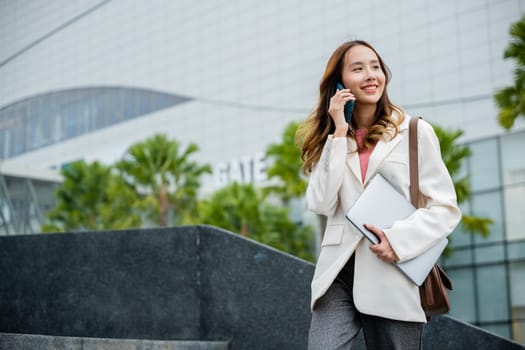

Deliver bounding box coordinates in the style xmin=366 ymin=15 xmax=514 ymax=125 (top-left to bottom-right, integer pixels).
xmin=299 ymin=40 xmax=461 ymax=349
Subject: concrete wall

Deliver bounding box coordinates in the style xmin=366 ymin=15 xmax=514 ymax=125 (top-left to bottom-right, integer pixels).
xmin=0 ymin=226 xmax=523 ymax=349
xmin=0 ymin=226 xmax=313 ymax=349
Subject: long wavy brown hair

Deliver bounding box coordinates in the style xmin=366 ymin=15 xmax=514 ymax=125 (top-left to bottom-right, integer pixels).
xmin=297 ymin=40 xmax=405 ymax=173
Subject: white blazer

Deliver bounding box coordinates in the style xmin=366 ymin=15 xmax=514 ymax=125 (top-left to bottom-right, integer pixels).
xmin=306 ymin=115 xmax=461 ymax=322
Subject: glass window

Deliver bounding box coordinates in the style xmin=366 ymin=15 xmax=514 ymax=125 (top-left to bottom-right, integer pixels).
xmin=477 ymin=264 xmax=509 ymax=322
xmin=471 ymin=191 xmax=503 ymax=244
xmin=474 ymin=244 xmax=504 ymax=264
xmin=444 ymin=246 xmax=472 ymax=266
xmin=12 ymin=106 xmax=26 ymax=156
xmin=0 ymin=87 xmax=189 ymax=159
xmin=507 ymin=241 xmax=525 ymax=261
xmin=454 ymin=143 xmax=469 ymax=184
xmin=500 ymin=131 xmax=525 ymax=186
xmin=27 ymin=115 xmax=38 ymax=150
xmin=93 ymin=91 xmax=108 ymax=129
xmin=3 ymin=129 xmax=11 ymax=159
xmin=504 ymin=185 xmax=525 ymax=241
xmin=47 ymin=94 xmax=60 ymax=142
xmin=0 ymin=109 xmax=16 ymax=158
xmin=510 ymin=262 xmax=525 ymax=307
xmin=53 ymin=111 xmax=62 ymax=142
xmin=468 ymin=138 xmax=501 ymax=192
xmin=80 ymin=103 xmax=91 ymax=134
xmin=62 ymin=104 xmax=79 ymax=139
xmin=31 ymin=98 xmax=54 ymax=150
xmin=154 ymin=92 xmax=169 ymax=110
xmin=0 ymin=130 xmax=4 ymax=160
xmin=114 ymin=89 xmax=125 ymax=121
xmin=448 ymin=267 xmax=476 ymax=322
xmin=32 ymin=180 xmax=59 ymax=214
xmin=137 ymin=90 xmax=153 ymax=116
xmin=450 ymin=202 xmax=472 ymax=248
xmin=40 ymin=100 xmax=52 ymax=147
xmin=26 ymin=99 xmax=38 ymax=150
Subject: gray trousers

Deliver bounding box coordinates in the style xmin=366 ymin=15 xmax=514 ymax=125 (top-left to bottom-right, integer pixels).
xmin=308 ymin=256 xmax=424 ymax=350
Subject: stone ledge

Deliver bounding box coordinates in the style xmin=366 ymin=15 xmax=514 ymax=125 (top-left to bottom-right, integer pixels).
xmin=0 ymin=333 xmax=230 ymax=350
xmin=1 ymin=226 xmax=523 ymax=349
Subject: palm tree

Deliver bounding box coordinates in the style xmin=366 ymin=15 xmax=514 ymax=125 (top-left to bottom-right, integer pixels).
xmin=199 ymin=182 xmax=315 ymax=261
xmin=494 ymin=14 xmax=525 ymax=129
xmin=116 ymin=134 xmax=211 ymax=226
xmin=264 ymin=121 xmax=307 ymax=204
xmin=199 ymin=182 xmax=260 ymax=237
xmin=42 ymin=160 xmax=142 ymax=232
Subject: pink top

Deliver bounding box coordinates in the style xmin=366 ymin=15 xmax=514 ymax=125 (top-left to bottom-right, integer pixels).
xmin=355 ymin=129 xmax=377 ymax=182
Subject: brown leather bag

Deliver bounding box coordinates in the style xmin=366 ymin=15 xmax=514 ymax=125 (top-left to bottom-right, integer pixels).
xmin=409 ymin=117 xmax=453 ymax=318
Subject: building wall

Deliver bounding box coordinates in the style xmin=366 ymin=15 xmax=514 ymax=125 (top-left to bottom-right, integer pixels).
xmin=446 ymin=130 xmax=525 ymax=342
xmin=1 ymin=0 xmax=525 ymax=343
xmin=2 ymin=0 xmax=525 ymax=190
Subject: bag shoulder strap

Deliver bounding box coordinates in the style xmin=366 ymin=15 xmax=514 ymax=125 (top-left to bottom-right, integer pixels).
xmin=409 ymin=116 xmax=421 ymax=208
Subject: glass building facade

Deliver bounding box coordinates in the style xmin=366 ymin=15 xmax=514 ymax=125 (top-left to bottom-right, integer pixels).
xmin=0 ymin=87 xmax=191 ymax=159
xmin=445 ymin=130 xmax=525 ymax=342
xmin=0 ymin=173 xmax=59 ymax=235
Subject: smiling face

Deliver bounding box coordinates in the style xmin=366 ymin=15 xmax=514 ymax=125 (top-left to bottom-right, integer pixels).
xmin=341 ymin=44 xmax=386 ymax=107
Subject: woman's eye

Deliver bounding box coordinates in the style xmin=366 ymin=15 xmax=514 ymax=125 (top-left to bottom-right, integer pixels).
xmin=353 ymin=67 xmax=362 ymax=72
xmin=372 ymin=65 xmax=381 ymax=70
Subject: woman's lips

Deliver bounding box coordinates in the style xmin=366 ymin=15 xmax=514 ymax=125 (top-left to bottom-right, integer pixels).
xmin=362 ymin=84 xmax=378 ymax=93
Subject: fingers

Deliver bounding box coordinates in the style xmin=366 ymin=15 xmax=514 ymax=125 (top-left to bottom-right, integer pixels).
xmin=335 ymin=88 xmax=355 ymax=102
xmin=366 ymin=224 xmax=399 ymax=263
xmin=328 ymin=89 xmax=355 ymax=122
xmin=392 ymin=251 xmax=400 ymax=263
xmin=365 ymin=224 xmax=382 ymax=235
xmin=370 ymin=245 xmax=397 ymax=263
xmin=379 ymin=253 xmax=398 ymax=263
xmin=364 ymin=224 xmax=383 ymax=241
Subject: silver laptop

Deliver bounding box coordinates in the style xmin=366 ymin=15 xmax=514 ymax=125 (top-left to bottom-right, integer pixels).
xmin=345 ymin=173 xmax=448 ymax=286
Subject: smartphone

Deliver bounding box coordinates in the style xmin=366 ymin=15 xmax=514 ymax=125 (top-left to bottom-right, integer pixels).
xmin=336 ymin=82 xmax=354 ymax=124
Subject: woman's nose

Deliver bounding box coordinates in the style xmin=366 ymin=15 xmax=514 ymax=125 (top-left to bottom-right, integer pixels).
xmin=365 ymin=68 xmax=377 ymax=80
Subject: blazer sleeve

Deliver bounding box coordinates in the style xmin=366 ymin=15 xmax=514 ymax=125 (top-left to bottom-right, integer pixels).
xmin=305 ymin=135 xmax=348 ymax=217
xmin=383 ymin=120 xmax=462 ymax=262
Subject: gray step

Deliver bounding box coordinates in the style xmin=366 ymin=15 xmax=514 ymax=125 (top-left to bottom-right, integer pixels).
xmin=0 ymin=333 xmax=230 ymax=350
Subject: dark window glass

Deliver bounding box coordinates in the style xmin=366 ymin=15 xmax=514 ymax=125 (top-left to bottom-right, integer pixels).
xmin=477 ymin=264 xmax=509 ymax=322
xmin=501 ymin=132 xmax=525 ymax=186
xmin=13 ymin=106 xmax=26 ymax=156
xmin=0 ymin=87 xmax=191 ymax=158
xmin=448 ymin=267 xmax=476 ymax=322
xmin=469 ymin=138 xmax=500 ymax=192
xmin=472 ymin=190 xmax=503 ymax=244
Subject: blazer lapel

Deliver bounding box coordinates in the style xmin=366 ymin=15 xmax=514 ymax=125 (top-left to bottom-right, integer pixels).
xmin=364 ymin=114 xmax=411 ymax=184
xmin=345 ymin=137 xmax=362 ymax=182
xmin=363 ymin=133 xmax=403 ymax=184
xmin=346 ymin=115 xmax=411 ymax=184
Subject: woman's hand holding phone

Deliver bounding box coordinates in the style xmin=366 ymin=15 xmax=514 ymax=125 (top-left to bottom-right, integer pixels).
xmin=329 ymin=83 xmax=355 ymax=137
